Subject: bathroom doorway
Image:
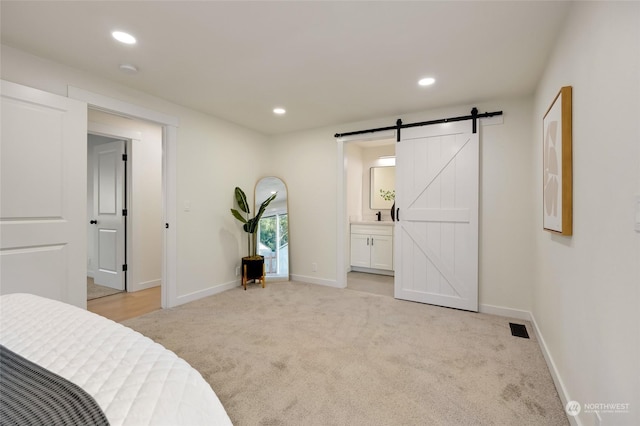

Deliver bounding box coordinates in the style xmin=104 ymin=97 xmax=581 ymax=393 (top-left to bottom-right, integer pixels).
xmin=343 ymin=136 xmax=396 ymax=297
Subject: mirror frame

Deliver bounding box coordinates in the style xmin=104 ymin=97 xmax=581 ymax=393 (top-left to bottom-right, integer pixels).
xmin=254 ymin=176 xmax=289 ymax=282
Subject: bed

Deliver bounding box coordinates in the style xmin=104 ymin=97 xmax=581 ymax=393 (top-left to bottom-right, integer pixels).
xmin=0 ymin=293 xmax=232 ymax=426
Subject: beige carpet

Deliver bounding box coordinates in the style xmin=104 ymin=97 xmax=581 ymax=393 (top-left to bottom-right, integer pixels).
xmin=123 ymin=281 xmax=568 ymax=426
xmin=87 ymin=277 xmax=122 ymax=300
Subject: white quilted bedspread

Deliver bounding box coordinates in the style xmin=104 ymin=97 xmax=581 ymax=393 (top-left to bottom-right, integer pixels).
xmin=0 ymin=293 xmax=232 ymax=426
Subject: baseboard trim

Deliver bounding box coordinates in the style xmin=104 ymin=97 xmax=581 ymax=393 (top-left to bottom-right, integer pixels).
xmin=130 ymin=279 xmax=161 ymax=292
xmin=175 ymin=280 xmax=239 ymax=306
xmin=529 ymin=313 xmax=578 ymax=426
xmin=478 ymin=303 xmax=532 ymax=321
xmin=290 ymin=274 xmax=341 ymax=288
xmin=480 ymin=304 xmax=574 ymax=425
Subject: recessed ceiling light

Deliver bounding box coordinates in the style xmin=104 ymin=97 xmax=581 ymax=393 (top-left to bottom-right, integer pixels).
xmin=418 ymin=77 xmax=436 ymax=86
xmin=273 ymin=107 xmax=286 ymax=115
xmin=112 ymin=31 xmax=136 ymax=45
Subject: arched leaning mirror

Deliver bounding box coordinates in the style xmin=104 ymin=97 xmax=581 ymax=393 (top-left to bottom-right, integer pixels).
xmin=255 ymin=177 xmax=289 ymax=281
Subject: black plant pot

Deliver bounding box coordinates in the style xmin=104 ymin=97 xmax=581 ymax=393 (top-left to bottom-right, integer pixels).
xmin=242 ymin=255 xmax=265 ymax=290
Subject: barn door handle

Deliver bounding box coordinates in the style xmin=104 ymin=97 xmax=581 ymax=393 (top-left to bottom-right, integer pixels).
xmin=90 ymin=220 xmax=97 ymax=225
xmin=396 ymin=208 xmax=400 ymax=221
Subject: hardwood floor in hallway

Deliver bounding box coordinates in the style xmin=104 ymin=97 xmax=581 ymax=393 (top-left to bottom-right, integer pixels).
xmin=88 ymin=286 xmax=161 ymax=323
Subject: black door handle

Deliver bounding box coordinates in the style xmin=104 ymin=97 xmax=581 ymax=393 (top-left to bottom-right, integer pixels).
xmin=90 ymin=220 xmax=97 ymax=224
xmin=396 ymin=208 xmax=400 ymax=221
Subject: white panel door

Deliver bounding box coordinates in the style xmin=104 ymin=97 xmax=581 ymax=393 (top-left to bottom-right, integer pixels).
xmin=92 ymin=140 xmax=125 ymax=290
xmin=394 ymin=121 xmax=479 ymax=311
xmin=0 ymin=80 xmax=87 ymax=307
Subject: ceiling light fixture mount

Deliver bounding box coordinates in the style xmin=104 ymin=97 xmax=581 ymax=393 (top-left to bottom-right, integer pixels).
xmin=119 ymin=63 xmax=138 ymax=74
xmin=112 ymin=31 xmax=136 ymax=45
xmin=418 ymin=77 xmax=436 ymax=87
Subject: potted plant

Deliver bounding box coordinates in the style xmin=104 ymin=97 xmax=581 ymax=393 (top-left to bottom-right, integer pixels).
xmin=379 ymin=189 xmax=396 ymax=221
xmin=230 ymin=186 xmax=277 ymax=289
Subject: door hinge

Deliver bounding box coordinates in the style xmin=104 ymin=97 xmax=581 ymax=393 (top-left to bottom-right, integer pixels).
xmin=122 ymin=264 xmax=128 ymax=272
xmin=122 ymin=153 xmax=127 ymax=161
xmin=122 ymin=209 xmax=128 ymax=216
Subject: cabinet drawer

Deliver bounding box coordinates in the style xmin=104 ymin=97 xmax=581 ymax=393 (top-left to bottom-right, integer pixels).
xmin=351 ymin=224 xmax=393 ymax=236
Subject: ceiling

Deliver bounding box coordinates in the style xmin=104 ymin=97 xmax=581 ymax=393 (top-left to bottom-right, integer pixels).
xmin=0 ymin=1 xmax=571 ymax=135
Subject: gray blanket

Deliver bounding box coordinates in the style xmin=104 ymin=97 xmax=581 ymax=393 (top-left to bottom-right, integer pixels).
xmin=0 ymin=344 xmax=109 ymax=426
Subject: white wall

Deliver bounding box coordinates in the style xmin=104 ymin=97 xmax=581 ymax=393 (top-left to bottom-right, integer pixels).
xmin=1 ymin=45 xmax=269 ymax=304
xmin=271 ymin=97 xmax=536 ymax=312
xmin=130 ymin=120 xmax=162 ymax=291
xmin=532 ymin=3 xmax=640 ymax=425
xmin=345 ymin=143 xmax=364 ymax=223
xmin=266 ymin=127 xmax=339 ymax=286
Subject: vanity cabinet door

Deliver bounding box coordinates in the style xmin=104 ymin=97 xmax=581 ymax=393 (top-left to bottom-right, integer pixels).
xmin=350 ymin=224 xmax=394 ymax=271
xmin=350 ymin=233 xmax=371 ymax=268
xmin=370 ymin=234 xmax=393 ymax=270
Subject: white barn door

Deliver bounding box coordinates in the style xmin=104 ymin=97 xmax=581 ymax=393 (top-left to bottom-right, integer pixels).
xmin=394 ymin=121 xmax=479 ymax=312
xmin=0 ymin=80 xmax=87 ymax=307
xmin=92 ymin=140 xmax=126 ymax=290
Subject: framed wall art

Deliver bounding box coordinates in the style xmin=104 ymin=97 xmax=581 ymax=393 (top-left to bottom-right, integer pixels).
xmin=543 ymin=86 xmax=572 ymax=235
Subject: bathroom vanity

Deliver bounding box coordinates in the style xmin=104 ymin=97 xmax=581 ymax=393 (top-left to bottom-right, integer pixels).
xmin=350 ymin=222 xmax=394 ymax=275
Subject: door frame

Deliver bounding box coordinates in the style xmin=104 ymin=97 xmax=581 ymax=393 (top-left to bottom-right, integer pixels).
xmin=69 ymin=86 xmax=178 ymax=309
xmin=336 ymin=130 xmax=396 ymax=289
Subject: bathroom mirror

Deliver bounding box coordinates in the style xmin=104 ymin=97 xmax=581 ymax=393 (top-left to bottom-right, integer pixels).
xmin=255 ymin=177 xmax=289 ymax=281
xmin=370 ymin=166 xmax=395 ymax=209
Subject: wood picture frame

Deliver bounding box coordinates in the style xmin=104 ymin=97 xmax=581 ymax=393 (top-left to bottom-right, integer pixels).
xmin=543 ymin=86 xmax=572 ymax=235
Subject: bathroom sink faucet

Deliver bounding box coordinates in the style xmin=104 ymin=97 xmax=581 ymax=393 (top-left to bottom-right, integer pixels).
xmin=376 ymin=211 xmax=382 ymax=221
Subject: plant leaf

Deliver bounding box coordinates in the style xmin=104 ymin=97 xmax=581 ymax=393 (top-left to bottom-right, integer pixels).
xmin=246 ymin=217 xmax=258 ymax=234
xmin=253 ymin=192 xmax=277 ymax=228
xmin=230 ymin=209 xmax=247 ymax=223
xmin=234 ymin=187 xmax=250 ymax=214
xmin=260 ymin=192 xmax=277 ymax=210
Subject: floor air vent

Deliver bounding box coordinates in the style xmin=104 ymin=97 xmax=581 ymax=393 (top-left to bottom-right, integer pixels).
xmin=509 ymin=323 xmax=529 ymax=339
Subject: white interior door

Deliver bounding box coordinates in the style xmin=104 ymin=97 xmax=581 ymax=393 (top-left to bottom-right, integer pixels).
xmin=0 ymin=80 xmax=87 ymax=307
xmin=92 ymin=140 xmax=126 ymax=290
xmin=394 ymin=121 xmax=479 ymax=312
